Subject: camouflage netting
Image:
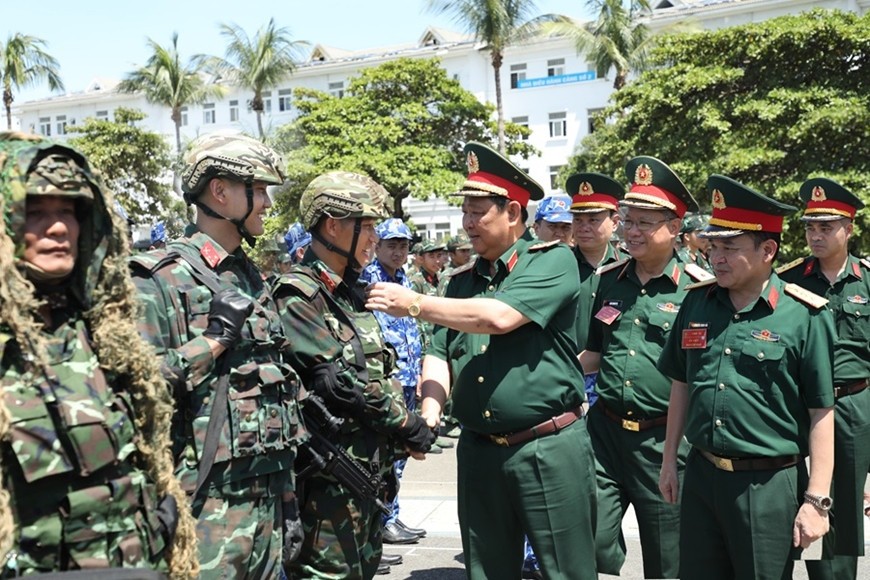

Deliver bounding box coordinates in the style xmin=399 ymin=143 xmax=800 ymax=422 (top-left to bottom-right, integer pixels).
xmin=0 ymin=132 xmax=199 ymax=577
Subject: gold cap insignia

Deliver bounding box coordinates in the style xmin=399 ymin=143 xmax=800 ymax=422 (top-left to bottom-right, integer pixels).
xmin=579 ymin=181 xmax=593 ymax=195
xmin=712 ymin=189 xmax=727 ymax=210
xmin=635 ymin=164 xmax=653 ymax=186
xmin=466 ymin=151 xmax=480 ymax=174
xmin=812 ymin=185 xmax=827 ymax=201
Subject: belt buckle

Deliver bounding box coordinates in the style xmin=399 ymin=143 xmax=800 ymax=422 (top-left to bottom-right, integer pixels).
xmin=489 ymin=434 xmax=510 ymax=447
xmin=621 ymin=418 xmax=640 ymax=432
xmin=714 ymin=456 xmax=734 ymax=472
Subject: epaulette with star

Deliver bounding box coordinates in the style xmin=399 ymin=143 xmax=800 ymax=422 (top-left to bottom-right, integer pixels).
xmin=449 ymin=257 xmax=477 ymax=277
xmin=596 ymin=257 xmax=629 ymax=276
xmin=684 ymin=263 xmax=714 ymax=282
xmin=784 ymin=283 xmax=828 ymax=309
xmin=528 ymin=239 xmax=561 ymax=252
xmin=775 ymin=257 xmax=808 ymax=275
xmin=684 ymin=278 xmax=718 ymax=291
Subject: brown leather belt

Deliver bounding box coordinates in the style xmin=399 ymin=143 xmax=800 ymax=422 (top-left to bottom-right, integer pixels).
xmin=698 ymin=448 xmax=801 ymax=472
xmin=481 ymin=406 xmax=584 ymax=447
xmin=834 ymin=379 xmax=868 ymax=399
xmin=601 ymin=402 xmax=668 ymax=432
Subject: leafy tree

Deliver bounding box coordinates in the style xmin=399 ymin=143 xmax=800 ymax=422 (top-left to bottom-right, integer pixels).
xmin=119 ymin=33 xmax=223 ymax=155
xmin=567 ymin=9 xmax=870 ymax=259
xmin=202 ymin=18 xmax=308 ymax=140
xmin=1 ymin=33 xmax=64 ymax=129
xmin=68 ymin=107 xmax=176 ymax=224
xmin=268 ymin=57 xmax=535 ymax=232
xmin=425 ymin=0 xmax=558 ymax=153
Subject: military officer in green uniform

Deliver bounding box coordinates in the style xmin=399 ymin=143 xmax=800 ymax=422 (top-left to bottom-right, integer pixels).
xmin=567 ymin=173 xmax=626 ymax=407
xmin=578 ymin=156 xmax=712 ymax=578
xmin=438 ymin=233 xmax=474 ymax=295
xmin=273 ymin=172 xmax=436 ymax=579
xmin=366 ymin=142 xmax=597 ymax=579
xmin=658 ymin=175 xmax=835 ymax=580
xmin=777 ymin=178 xmax=869 ymax=580
xmin=678 ymin=213 xmax=712 ymax=272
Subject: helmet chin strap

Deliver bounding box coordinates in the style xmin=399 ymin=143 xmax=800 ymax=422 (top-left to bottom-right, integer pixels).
xmin=194 ymin=182 xmax=257 ymax=247
xmin=310 ymin=218 xmax=364 ymax=286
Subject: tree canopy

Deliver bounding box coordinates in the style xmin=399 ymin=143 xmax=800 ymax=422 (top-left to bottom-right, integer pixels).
xmin=567 ymin=9 xmax=870 ymax=258
xmin=1 ymin=33 xmax=63 ymax=130
xmin=268 ymin=57 xmax=535 ymax=232
xmin=67 ymin=107 xmax=179 ymax=225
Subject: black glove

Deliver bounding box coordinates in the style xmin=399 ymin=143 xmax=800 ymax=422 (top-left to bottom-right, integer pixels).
xmin=203 ymin=289 xmax=254 ymax=349
xmin=282 ymin=498 xmax=304 ymax=567
xmin=396 ymin=413 xmax=437 ymax=453
xmin=155 ymin=494 xmax=179 ymax=545
xmin=310 ymin=363 xmax=366 ymax=414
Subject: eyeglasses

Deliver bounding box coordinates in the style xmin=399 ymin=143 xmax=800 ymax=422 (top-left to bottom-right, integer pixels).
xmin=622 ymin=218 xmax=669 ymax=232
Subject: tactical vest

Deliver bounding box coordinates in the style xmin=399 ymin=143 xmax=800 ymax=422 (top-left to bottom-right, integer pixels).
xmin=0 ymin=320 xmax=168 ymax=574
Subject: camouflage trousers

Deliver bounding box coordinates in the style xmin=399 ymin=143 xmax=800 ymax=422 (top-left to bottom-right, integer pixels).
xmin=192 ymin=477 xmax=284 ymax=580
xmin=288 ymin=476 xmax=384 ymax=580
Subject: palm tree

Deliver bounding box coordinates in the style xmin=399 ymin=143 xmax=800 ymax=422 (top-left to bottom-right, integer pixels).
xmin=202 ymin=18 xmax=308 ymax=140
xmin=119 ymin=33 xmax=223 ymax=155
xmin=1 ymin=33 xmax=64 ymax=130
xmin=426 ymin=0 xmax=556 ymax=154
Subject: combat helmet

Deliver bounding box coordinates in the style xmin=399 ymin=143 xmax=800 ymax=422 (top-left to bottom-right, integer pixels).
xmin=181 ymin=131 xmax=286 ymax=246
xmin=299 ymin=171 xmax=390 ymax=273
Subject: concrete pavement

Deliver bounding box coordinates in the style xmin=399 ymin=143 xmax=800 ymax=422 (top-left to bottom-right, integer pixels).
xmin=381 ymin=441 xmax=870 ymax=579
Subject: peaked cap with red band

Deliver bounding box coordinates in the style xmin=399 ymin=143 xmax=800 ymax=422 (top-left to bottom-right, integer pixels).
xmin=622 ymin=156 xmax=698 ymax=218
xmin=700 ymin=174 xmax=796 ymax=238
xmin=566 ymin=172 xmax=624 ymax=214
xmin=798 ymin=177 xmax=863 ymax=222
xmin=454 ymin=141 xmax=544 ymax=208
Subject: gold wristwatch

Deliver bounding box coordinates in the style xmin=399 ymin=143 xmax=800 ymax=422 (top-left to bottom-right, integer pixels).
xmin=408 ymin=294 xmax=424 ymax=318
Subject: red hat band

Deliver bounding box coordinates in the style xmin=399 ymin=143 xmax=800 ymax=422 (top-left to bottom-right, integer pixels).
xmin=805 ymin=199 xmax=857 ymax=219
xmin=466 ymin=171 xmax=531 ymax=207
xmin=627 ymin=184 xmax=688 ymax=218
xmin=709 ymin=206 xmax=785 ymax=233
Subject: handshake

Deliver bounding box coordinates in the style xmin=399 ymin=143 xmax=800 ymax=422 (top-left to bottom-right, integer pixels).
xmin=397 ymin=413 xmax=438 ymax=455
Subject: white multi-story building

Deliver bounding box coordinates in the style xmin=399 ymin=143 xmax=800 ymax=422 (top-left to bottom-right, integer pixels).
xmin=13 ymin=0 xmax=869 ymax=239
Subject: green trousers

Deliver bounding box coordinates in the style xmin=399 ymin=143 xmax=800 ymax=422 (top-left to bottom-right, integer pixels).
xmin=681 ymin=449 xmax=807 ymax=580
xmin=457 ymin=419 xmax=597 ymax=580
xmin=805 ymin=387 xmax=870 ymax=580
xmin=586 ymin=404 xmax=685 ymax=578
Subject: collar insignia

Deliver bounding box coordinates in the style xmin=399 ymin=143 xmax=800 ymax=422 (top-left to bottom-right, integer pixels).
xmin=201 ymin=241 xmax=221 ymax=269
xmin=506 ymin=250 xmax=518 ymax=272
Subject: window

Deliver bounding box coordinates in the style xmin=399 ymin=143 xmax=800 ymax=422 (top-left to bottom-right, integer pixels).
xmin=587 ymin=108 xmax=605 ymax=134
xmin=229 ymin=100 xmax=239 ymax=122
xmin=263 ymin=91 xmax=272 ymax=113
xmin=38 ymin=117 xmax=51 ymax=136
xmin=512 ymin=115 xmax=530 ymax=140
xmin=180 ymin=106 xmax=188 ymax=126
xmin=510 ymin=63 xmax=527 ymax=89
xmin=328 ymin=81 xmax=344 ymax=98
xmin=548 ymin=112 xmax=567 ymax=138
xmin=95 ymin=110 xmax=109 ymax=120
xmin=278 ymin=89 xmax=292 ymax=112
xmin=56 ymin=115 xmax=67 ymax=135
xmin=549 ymin=165 xmax=565 ymax=191
xmin=547 ymin=58 xmax=565 ymax=77
xmin=203 ymin=103 xmax=216 ymax=124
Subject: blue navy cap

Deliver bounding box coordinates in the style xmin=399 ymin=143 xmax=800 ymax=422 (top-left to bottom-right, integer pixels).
xmin=375 ymin=218 xmax=413 ymax=240
xmin=150 ymin=221 xmax=166 ymax=244
xmin=284 ymin=222 xmax=312 ymax=255
xmin=534 ymin=195 xmax=573 ymax=223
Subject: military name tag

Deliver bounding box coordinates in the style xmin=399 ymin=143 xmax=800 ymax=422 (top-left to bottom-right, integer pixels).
xmin=595 ymin=305 xmax=621 ymax=325
xmin=682 ymin=328 xmax=708 ymax=349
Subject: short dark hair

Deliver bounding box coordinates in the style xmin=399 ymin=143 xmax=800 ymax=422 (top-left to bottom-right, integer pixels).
xmin=492 ymin=196 xmax=529 ymax=223
xmin=747 ymin=231 xmax=781 ymax=261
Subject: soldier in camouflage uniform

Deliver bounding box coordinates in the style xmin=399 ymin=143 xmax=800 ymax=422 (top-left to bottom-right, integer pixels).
xmin=273 ymin=172 xmax=436 ymax=579
xmin=0 ymin=132 xmax=198 ymax=577
xmin=130 ymin=132 xmax=303 ymax=579
xmin=409 ymin=240 xmax=446 ymax=355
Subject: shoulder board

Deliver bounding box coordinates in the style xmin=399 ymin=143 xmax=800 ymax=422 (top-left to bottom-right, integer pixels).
xmin=784 ymin=283 xmax=828 ymax=309
xmin=861 ymin=257 xmax=870 ymax=270
xmin=684 ymin=262 xmax=714 ymax=282
xmin=528 ymin=239 xmax=561 ymax=252
xmin=684 ymin=278 xmax=718 ymax=291
xmin=449 ymin=257 xmax=477 ymax=278
xmin=775 ymin=257 xmax=807 ymax=275
xmin=596 ymin=257 xmax=629 ymax=276
xmin=274 ymin=271 xmax=320 ymax=301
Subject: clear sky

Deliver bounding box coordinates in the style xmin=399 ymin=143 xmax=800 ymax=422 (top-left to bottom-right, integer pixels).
xmin=3 ymin=0 xmax=593 ymax=103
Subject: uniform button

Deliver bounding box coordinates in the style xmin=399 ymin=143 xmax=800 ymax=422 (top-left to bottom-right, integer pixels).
xmin=718 ymin=383 xmax=726 ymax=390
xmin=626 ymin=411 xmax=633 ymax=416
xmin=715 ymin=419 xmax=723 ymax=427
xmin=484 ymin=410 xmax=491 ymax=418
xmin=246 ymin=413 xmax=253 ymax=421
xmin=724 ymin=348 xmax=732 ymax=355
xmin=634 ymin=318 xmax=641 ymax=325
xmin=477 ymin=376 xmax=484 ymax=383
xmin=203 ymin=396 xmax=210 ymax=405
xmin=592 ymin=292 xmax=596 ymax=298
xmin=663 ymin=322 xmax=669 ymax=329
xmin=629 ymin=350 xmax=636 ymax=356
xmin=480 ymin=345 xmax=487 ymax=353
xmin=270 ymin=409 xmax=278 ymax=417
xmin=758 ymin=352 xmax=765 ymax=359
xmin=733 ymin=314 xmax=740 ymax=320
xmin=487 ymin=285 xmax=495 ymax=292
xmin=625 ymin=380 xmax=632 ymax=387
xmin=640 ymin=289 xmax=647 ymax=295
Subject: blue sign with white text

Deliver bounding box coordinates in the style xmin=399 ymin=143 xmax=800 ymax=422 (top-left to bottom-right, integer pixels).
xmin=516 ymin=71 xmax=597 ymax=89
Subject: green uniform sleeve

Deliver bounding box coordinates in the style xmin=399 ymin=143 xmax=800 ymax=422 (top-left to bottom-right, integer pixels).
xmin=801 ymin=306 xmax=836 ymax=409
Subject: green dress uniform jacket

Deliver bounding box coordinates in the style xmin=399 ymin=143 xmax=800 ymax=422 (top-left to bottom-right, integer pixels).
xmin=657 ymin=273 xmax=836 ymax=579
xmin=573 ymin=244 xmax=624 ymax=359
xmin=780 ymin=255 xmax=870 ymax=579
xmin=131 ymin=230 xmax=300 ymax=579
xmin=430 ymin=229 xmax=597 ymax=580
